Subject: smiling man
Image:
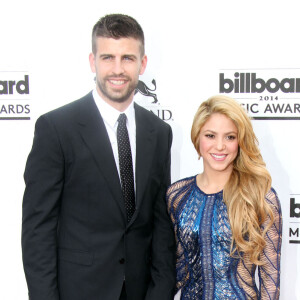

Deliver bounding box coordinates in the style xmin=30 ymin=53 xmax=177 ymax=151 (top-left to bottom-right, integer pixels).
xmin=22 ymin=14 xmax=175 ymax=300
xmin=90 ymin=36 xmax=147 ymax=108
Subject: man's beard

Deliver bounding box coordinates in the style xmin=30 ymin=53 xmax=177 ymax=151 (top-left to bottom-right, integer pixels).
xmin=96 ymin=76 xmax=138 ymax=103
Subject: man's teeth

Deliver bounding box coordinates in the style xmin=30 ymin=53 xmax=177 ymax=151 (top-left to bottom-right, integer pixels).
xmin=211 ymin=154 xmax=226 ymax=158
xmin=110 ymin=80 xmax=125 ymax=85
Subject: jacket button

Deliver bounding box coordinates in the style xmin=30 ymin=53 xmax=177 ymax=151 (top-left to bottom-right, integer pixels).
xmin=119 ymin=258 xmax=125 ymax=264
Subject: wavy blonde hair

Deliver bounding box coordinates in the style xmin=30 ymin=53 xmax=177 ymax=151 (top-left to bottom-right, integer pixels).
xmin=191 ymin=95 xmax=273 ymax=265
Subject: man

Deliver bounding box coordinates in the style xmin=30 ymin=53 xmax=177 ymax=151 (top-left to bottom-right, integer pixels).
xmin=22 ymin=14 xmax=175 ymax=300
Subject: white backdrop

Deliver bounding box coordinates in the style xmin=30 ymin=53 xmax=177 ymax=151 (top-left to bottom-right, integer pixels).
xmin=1 ymin=0 xmax=299 ymax=299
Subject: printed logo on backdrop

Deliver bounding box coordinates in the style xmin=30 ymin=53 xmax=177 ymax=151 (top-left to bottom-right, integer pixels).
xmin=289 ymin=195 xmax=300 ymax=244
xmin=134 ymin=79 xmax=173 ymax=122
xmin=219 ymin=69 xmax=300 ymax=120
xmin=0 ymin=71 xmax=30 ymax=120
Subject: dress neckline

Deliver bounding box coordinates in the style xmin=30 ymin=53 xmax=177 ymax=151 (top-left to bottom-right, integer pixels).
xmin=193 ymin=175 xmax=223 ymax=196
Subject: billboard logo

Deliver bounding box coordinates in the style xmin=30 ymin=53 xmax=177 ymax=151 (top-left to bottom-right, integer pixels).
xmin=289 ymin=195 xmax=300 ymax=244
xmin=290 ymin=198 xmax=300 ymax=218
xmin=0 ymin=72 xmax=31 ymax=120
xmin=218 ymin=69 xmax=300 ymax=120
xmin=0 ymin=75 xmax=29 ymax=95
xmin=220 ymin=73 xmax=300 ymax=94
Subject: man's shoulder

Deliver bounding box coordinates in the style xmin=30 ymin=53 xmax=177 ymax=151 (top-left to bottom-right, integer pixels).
xmin=43 ymin=92 xmax=93 ymax=119
xmin=34 ymin=91 xmax=94 ymax=132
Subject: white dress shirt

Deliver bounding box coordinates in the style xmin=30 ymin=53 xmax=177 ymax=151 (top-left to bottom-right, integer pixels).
xmin=92 ymin=89 xmax=136 ymax=191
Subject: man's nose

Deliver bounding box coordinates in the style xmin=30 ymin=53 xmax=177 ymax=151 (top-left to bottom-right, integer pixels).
xmin=111 ymin=59 xmax=124 ymax=75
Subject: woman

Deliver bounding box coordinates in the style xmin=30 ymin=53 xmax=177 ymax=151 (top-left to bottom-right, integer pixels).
xmin=167 ymin=95 xmax=282 ymax=299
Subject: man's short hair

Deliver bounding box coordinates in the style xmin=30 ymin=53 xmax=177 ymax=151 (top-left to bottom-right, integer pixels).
xmin=92 ymin=14 xmax=145 ymax=56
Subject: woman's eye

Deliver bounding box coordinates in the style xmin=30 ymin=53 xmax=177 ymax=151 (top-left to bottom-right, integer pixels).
xmin=227 ymin=135 xmax=236 ymax=140
xmin=205 ymin=134 xmax=214 ymax=139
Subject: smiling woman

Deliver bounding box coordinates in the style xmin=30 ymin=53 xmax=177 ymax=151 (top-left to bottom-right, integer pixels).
xmin=166 ymin=95 xmax=282 ymax=300
xmin=197 ymin=112 xmax=239 ymax=180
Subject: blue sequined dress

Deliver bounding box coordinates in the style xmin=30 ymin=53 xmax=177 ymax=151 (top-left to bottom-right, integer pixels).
xmin=166 ymin=176 xmax=282 ymax=300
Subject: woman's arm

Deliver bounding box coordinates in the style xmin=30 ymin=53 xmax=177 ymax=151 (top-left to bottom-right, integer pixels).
xmin=258 ymin=188 xmax=282 ymax=300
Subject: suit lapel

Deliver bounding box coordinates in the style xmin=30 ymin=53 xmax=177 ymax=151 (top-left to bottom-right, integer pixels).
xmin=77 ymin=93 xmax=126 ymax=221
xmin=129 ymin=103 xmax=156 ymax=225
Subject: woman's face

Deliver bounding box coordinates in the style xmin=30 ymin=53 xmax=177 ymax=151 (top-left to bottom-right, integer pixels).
xmin=199 ymin=113 xmax=239 ymax=174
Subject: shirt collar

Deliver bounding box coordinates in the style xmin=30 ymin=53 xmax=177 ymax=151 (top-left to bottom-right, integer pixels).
xmin=92 ymin=89 xmax=135 ymax=128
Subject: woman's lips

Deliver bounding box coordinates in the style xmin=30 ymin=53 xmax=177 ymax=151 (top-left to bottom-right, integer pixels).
xmin=211 ymin=153 xmax=227 ymax=161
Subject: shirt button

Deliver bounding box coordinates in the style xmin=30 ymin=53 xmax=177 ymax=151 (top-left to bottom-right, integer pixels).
xmin=119 ymin=258 xmax=125 ymax=264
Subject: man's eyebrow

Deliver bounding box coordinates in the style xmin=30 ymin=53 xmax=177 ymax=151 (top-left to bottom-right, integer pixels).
xmin=122 ymin=54 xmax=137 ymax=58
xmin=99 ymin=54 xmax=114 ymax=57
xmin=98 ymin=54 xmax=138 ymax=59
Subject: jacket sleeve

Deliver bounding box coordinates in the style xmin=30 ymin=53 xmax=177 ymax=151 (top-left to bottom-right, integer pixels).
xmin=258 ymin=188 xmax=282 ymax=300
xmin=145 ymin=125 xmax=176 ymax=300
xmin=22 ymin=115 xmax=64 ymax=300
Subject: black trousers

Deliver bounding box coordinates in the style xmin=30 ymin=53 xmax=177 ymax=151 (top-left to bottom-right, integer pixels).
xmin=119 ymin=281 xmax=127 ymax=300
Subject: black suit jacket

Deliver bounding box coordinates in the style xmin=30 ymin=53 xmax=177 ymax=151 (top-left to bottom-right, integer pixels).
xmin=22 ymin=92 xmax=176 ymax=300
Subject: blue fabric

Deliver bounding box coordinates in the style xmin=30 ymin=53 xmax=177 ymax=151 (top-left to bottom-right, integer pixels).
xmin=167 ymin=176 xmax=282 ymax=300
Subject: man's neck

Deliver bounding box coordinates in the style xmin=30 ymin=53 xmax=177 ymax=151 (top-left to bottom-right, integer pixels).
xmin=96 ymin=88 xmax=134 ymax=112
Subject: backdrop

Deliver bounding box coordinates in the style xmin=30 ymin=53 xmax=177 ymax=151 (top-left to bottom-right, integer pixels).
xmin=1 ymin=0 xmax=299 ymax=299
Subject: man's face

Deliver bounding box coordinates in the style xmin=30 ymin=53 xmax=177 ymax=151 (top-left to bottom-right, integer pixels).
xmin=89 ymin=37 xmax=147 ymax=107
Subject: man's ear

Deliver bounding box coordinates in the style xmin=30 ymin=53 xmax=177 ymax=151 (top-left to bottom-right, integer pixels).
xmin=139 ymin=55 xmax=148 ymax=75
xmin=89 ymin=53 xmax=96 ymax=73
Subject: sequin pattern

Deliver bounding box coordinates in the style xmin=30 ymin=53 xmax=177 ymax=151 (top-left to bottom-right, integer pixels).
xmin=166 ymin=176 xmax=282 ymax=300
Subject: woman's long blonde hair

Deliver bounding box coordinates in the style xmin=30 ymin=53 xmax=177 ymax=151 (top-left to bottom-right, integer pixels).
xmin=191 ymin=95 xmax=273 ymax=265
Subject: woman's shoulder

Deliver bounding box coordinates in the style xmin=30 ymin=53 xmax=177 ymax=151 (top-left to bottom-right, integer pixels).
xmin=167 ymin=175 xmax=196 ymax=198
xmin=166 ymin=176 xmax=197 ymax=217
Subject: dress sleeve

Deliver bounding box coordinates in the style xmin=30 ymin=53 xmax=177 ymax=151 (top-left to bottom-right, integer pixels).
xmin=166 ymin=181 xmax=190 ymax=294
xmin=258 ymin=188 xmax=282 ymax=300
